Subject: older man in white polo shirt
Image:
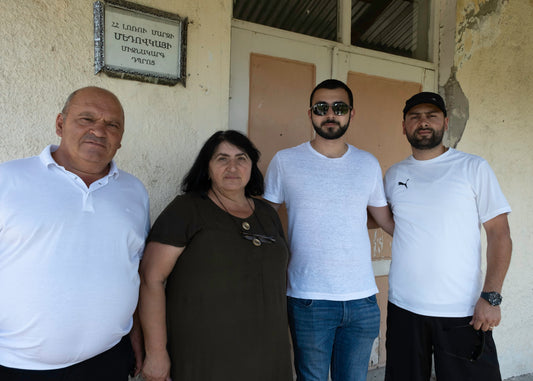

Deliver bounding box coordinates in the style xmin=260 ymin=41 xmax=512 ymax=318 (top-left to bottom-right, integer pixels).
xmin=0 ymin=87 xmax=150 ymax=381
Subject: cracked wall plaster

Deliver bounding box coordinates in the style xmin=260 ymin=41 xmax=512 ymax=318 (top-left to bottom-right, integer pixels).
xmin=440 ymin=0 xmax=508 ymax=147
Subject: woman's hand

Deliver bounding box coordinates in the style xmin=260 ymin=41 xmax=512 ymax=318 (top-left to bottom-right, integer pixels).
xmin=141 ymin=350 xmax=172 ymax=381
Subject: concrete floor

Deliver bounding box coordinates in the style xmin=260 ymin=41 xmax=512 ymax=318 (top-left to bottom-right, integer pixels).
xmin=366 ymin=367 xmax=533 ymax=381
xmin=132 ymin=368 xmax=533 ymax=381
xmin=507 ymin=376 xmax=533 ymax=381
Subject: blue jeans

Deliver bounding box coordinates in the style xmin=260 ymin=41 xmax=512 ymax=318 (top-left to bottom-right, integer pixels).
xmin=287 ymin=295 xmax=380 ymax=381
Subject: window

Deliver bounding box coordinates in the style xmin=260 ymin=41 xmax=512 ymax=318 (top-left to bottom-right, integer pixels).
xmin=233 ymin=0 xmax=338 ymax=41
xmin=351 ymin=0 xmax=430 ymax=61
xmin=233 ymin=0 xmax=431 ymax=61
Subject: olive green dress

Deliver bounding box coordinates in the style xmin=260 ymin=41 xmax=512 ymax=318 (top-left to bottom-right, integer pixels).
xmin=148 ymin=192 xmax=293 ymax=381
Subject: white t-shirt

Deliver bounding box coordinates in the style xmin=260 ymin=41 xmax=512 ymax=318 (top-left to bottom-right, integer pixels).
xmin=0 ymin=146 xmax=150 ymax=370
xmin=384 ymin=148 xmax=511 ymax=317
xmin=264 ymin=142 xmax=387 ymax=301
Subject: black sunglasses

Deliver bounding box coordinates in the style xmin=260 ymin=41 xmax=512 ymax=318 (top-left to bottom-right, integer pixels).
xmin=311 ymin=102 xmax=352 ymax=116
xmin=241 ymin=231 xmax=276 ymax=247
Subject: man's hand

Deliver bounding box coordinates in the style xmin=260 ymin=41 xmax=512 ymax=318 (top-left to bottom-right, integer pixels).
xmin=130 ymin=314 xmax=144 ymax=376
xmin=470 ymin=297 xmax=501 ymax=331
xmin=142 ymin=351 xmax=172 ymax=381
xmin=470 ymin=213 xmax=511 ymax=332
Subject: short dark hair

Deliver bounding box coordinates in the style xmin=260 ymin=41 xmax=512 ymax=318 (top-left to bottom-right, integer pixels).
xmin=181 ymin=130 xmax=264 ymax=196
xmin=309 ymin=79 xmax=354 ymax=108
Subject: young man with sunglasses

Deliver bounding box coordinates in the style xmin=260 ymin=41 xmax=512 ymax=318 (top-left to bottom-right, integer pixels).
xmin=383 ymin=92 xmax=512 ymax=381
xmin=264 ymin=79 xmax=394 ymax=381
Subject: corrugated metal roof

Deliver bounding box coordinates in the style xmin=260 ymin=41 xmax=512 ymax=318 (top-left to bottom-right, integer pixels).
xmin=233 ymin=0 xmax=424 ymax=59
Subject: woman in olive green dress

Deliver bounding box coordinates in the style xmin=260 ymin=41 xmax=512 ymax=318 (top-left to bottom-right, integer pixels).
xmin=139 ymin=130 xmax=293 ymax=381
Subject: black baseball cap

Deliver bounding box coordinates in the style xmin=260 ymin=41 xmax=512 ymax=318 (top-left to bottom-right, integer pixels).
xmin=403 ymin=92 xmax=447 ymax=118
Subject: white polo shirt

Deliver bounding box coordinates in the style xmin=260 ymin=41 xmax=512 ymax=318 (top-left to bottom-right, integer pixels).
xmin=0 ymin=145 xmax=150 ymax=370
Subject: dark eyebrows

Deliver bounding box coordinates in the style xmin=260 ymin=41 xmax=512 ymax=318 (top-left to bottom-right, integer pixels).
xmin=76 ymin=111 xmax=95 ymax=117
xmin=213 ymin=152 xmax=249 ymax=159
xmin=407 ymin=110 xmax=440 ymax=117
xmin=313 ymin=100 xmax=347 ymax=105
xmin=74 ymin=111 xmax=123 ymax=127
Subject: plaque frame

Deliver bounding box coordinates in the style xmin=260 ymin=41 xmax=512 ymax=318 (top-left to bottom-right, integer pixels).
xmin=94 ymin=0 xmax=187 ymax=86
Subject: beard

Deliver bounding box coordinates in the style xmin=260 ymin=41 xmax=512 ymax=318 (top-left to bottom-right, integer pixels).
xmin=312 ymin=118 xmax=350 ymax=140
xmin=406 ymin=126 xmax=445 ymax=150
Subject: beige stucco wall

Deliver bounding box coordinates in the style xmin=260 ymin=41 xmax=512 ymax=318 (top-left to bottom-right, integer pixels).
xmin=0 ymin=0 xmax=232 ymax=219
xmin=449 ymin=0 xmax=533 ymax=378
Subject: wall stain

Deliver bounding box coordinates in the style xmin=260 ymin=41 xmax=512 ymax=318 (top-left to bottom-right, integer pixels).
xmin=445 ymin=0 xmax=508 ymax=147
xmin=456 ymin=0 xmax=506 ymax=68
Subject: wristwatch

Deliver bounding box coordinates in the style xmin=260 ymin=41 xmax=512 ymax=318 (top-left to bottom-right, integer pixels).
xmin=481 ymin=291 xmax=502 ymax=306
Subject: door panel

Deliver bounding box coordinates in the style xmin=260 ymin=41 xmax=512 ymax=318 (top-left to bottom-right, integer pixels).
xmin=346 ymin=72 xmax=421 ymax=261
xmin=346 ymin=73 xmax=420 ymax=172
xmin=247 ymin=53 xmax=316 ymax=235
xmin=248 ymin=53 xmax=315 ymax=175
xmin=230 ymin=24 xmax=331 ymax=136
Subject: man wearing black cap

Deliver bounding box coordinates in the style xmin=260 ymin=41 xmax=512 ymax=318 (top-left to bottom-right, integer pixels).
xmin=383 ymin=92 xmax=512 ymax=380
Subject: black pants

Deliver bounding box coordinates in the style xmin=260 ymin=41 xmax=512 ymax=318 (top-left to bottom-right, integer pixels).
xmin=0 ymin=335 xmax=134 ymax=381
xmin=385 ymin=302 xmax=502 ymax=381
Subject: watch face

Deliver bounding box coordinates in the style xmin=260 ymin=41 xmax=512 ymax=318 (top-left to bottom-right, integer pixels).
xmin=490 ymin=293 xmax=502 ymax=305
xmin=482 ymin=292 xmax=502 ymax=306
